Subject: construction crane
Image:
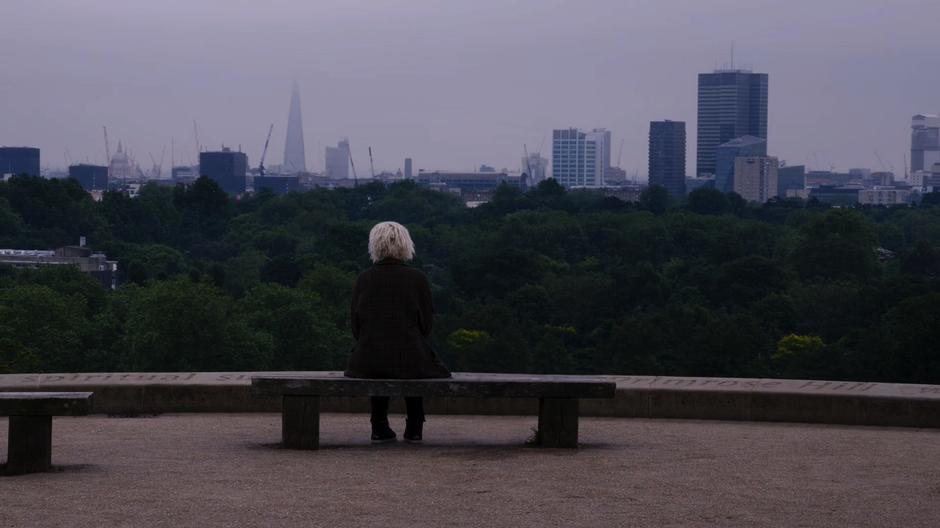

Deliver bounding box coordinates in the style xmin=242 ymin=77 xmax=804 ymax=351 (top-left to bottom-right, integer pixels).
xmin=148 ymin=146 xmax=166 ymax=179
xmin=368 ymin=147 xmax=376 ymax=179
xmin=258 ymin=124 xmax=274 ymax=177
xmin=193 ymin=121 xmax=201 ymax=157
xmin=103 ymin=126 xmax=111 ymax=170
xmin=873 ymin=150 xmax=888 ymax=171
xmin=523 ymin=143 xmax=533 ymax=177
xmin=522 ymin=144 xmax=534 ymax=189
xmin=348 ymin=142 xmax=358 ymax=187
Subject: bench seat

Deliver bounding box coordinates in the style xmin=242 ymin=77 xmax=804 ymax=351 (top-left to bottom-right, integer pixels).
xmin=1 ymin=392 xmax=93 ymax=475
xmin=252 ymin=373 xmax=616 ymax=449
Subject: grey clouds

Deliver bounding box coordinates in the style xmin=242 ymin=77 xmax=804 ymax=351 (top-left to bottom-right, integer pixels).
xmin=1 ymin=0 xmax=937 ymax=178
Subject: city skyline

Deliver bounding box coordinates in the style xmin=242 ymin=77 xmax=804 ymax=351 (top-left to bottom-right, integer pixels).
xmin=1 ymin=0 xmax=938 ymax=178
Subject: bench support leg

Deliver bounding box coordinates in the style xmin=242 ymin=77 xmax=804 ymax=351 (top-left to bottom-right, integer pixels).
xmin=538 ymin=398 xmax=579 ymax=448
xmin=282 ymin=395 xmax=320 ymax=450
xmin=5 ymin=415 xmax=52 ymax=475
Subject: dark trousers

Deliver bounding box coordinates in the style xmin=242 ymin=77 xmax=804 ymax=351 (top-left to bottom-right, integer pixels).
xmin=370 ymin=396 xmax=425 ymax=425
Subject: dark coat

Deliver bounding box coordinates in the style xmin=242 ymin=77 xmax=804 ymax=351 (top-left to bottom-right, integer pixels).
xmin=344 ymin=258 xmax=451 ymax=379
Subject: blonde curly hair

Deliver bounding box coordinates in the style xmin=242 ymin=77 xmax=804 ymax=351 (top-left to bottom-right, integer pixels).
xmin=368 ymin=221 xmax=415 ymax=263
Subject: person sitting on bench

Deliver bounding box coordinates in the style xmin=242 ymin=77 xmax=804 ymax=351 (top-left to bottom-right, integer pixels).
xmin=344 ymin=221 xmax=452 ymax=444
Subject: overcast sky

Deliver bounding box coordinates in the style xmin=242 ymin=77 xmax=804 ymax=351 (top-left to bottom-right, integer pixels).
xmin=1 ymin=0 xmax=937 ymax=178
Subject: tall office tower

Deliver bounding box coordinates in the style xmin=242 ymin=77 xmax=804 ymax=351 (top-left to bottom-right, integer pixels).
xmin=200 ymin=148 xmax=248 ymax=195
xmin=0 ymin=147 xmax=40 ymax=177
xmin=325 ymin=138 xmax=350 ymax=179
xmin=733 ymin=156 xmax=778 ymax=203
xmin=911 ymin=114 xmax=940 ymax=172
xmin=69 ymin=164 xmax=109 ymax=191
xmin=283 ymin=81 xmax=307 ymax=173
xmin=714 ymin=135 xmax=767 ymax=192
xmin=648 ymin=120 xmax=687 ymax=197
xmin=592 ymin=128 xmax=613 ymax=172
xmin=551 ymin=128 xmax=607 ymax=187
xmin=697 ymin=69 xmax=768 ymax=177
xmin=404 ymin=158 xmax=413 ymax=179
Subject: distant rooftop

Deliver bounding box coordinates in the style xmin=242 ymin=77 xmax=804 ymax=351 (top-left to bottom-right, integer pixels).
xmin=718 ymin=135 xmax=767 ymax=148
xmin=712 ymin=68 xmax=754 ymax=73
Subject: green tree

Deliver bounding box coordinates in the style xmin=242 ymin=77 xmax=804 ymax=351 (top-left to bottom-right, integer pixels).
xmin=446 ymin=329 xmax=495 ymax=371
xmin=791 ymin=209 xmax=877 ymax=279
xmin=772 ymin=334 xmax=837 ymax=379
xmin=639 ymin=185 xmax=671 ymax=215
xmin=239 ymin=283 xmax=351 ymax=370
xmin=686 ymin=187 xmax=730 ymax=216
xmin=123 ymin=279 xmax=272 ymax=371
xmin=0 ymin=285 xmax=85 ymax=372
xmin=881 ymin=294 xmax=940 ymax=383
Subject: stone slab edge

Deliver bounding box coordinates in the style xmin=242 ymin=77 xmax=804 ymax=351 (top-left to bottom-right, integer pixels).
xmin=1 ymin=372 xmax=938 ymax=428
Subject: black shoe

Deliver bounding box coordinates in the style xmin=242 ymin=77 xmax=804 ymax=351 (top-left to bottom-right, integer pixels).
xmin=371 ymin=423 xmax=397 ymax=444
xmin=404 ymin=420 xmax=423 ymax=443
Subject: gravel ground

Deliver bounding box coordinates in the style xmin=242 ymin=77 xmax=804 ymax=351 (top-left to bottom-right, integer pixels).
xmin=2 ymin=413 xmax=939 ymax=527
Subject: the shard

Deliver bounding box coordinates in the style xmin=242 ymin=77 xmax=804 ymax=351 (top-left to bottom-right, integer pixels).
xmin=283 ymin=81 xmax=307 ymax=173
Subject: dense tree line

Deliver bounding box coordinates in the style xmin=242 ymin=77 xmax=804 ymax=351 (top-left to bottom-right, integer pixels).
xmin=0 ymin=174 xmax=939 ymax=383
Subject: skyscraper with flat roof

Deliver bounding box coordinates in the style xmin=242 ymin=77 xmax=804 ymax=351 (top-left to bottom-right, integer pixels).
xmin=592 ymin=128 xmax=612 ymax=173
xmin=200 ymin=148 xmax=247 ymax=195
xmin=551 ymin=128 xmax=607 ymax=187
xmin=648 ymin=120 xmax=686 ymax=197
xmin=404 ymin=158 xmax=413 ymax=179
xmin=697 ymin=69 xmax=768 ymax=177
xmin=283 ymin=81 xmax=307 ymax=173
xmin=69 ymin=164 xmax=109 ymax=191
xmin=911 ymin=114 xmax=940 ymax=172
xmin=325 ymin=139 xmax=350 ymax=179
xmin=0 ymin=147 xmax=40 ymax=177
xmin=733 ymin=156 xmax=778 ymax=203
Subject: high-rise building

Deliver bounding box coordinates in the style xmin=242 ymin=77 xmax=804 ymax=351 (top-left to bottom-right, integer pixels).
xmin=697 ymin=69 xmax=768 ymax=177
xmin=714 ymin=135 xmax=767 ymax=193
xmin=404 ymin=158 xmax=413 ymax=179
xmin=592 ymin=128 xmax=612 ymax=173
xmin=200 ymin=148 xmax=248 ymax=195
xmin=69 ymin=164 xmax=109 ymax=191
xmin=283 ymin=81 xmax=307 ymax=173
xmin=733 ymin=156 xmax=778 ymax=203
xmin=648 ymin=120 xmax=686 ymax=197
xmin=325 ymin=139 xmax=350 ymax=179
xmin=911 ymin=114 xmax=940 ymax=172
xmin=0 ymin=147 xmax=40 ymax=177
xmin=777 ymin=165 xmax=806 ymax=197
xmin=551 ymin=128 xmax=608 ymax=187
